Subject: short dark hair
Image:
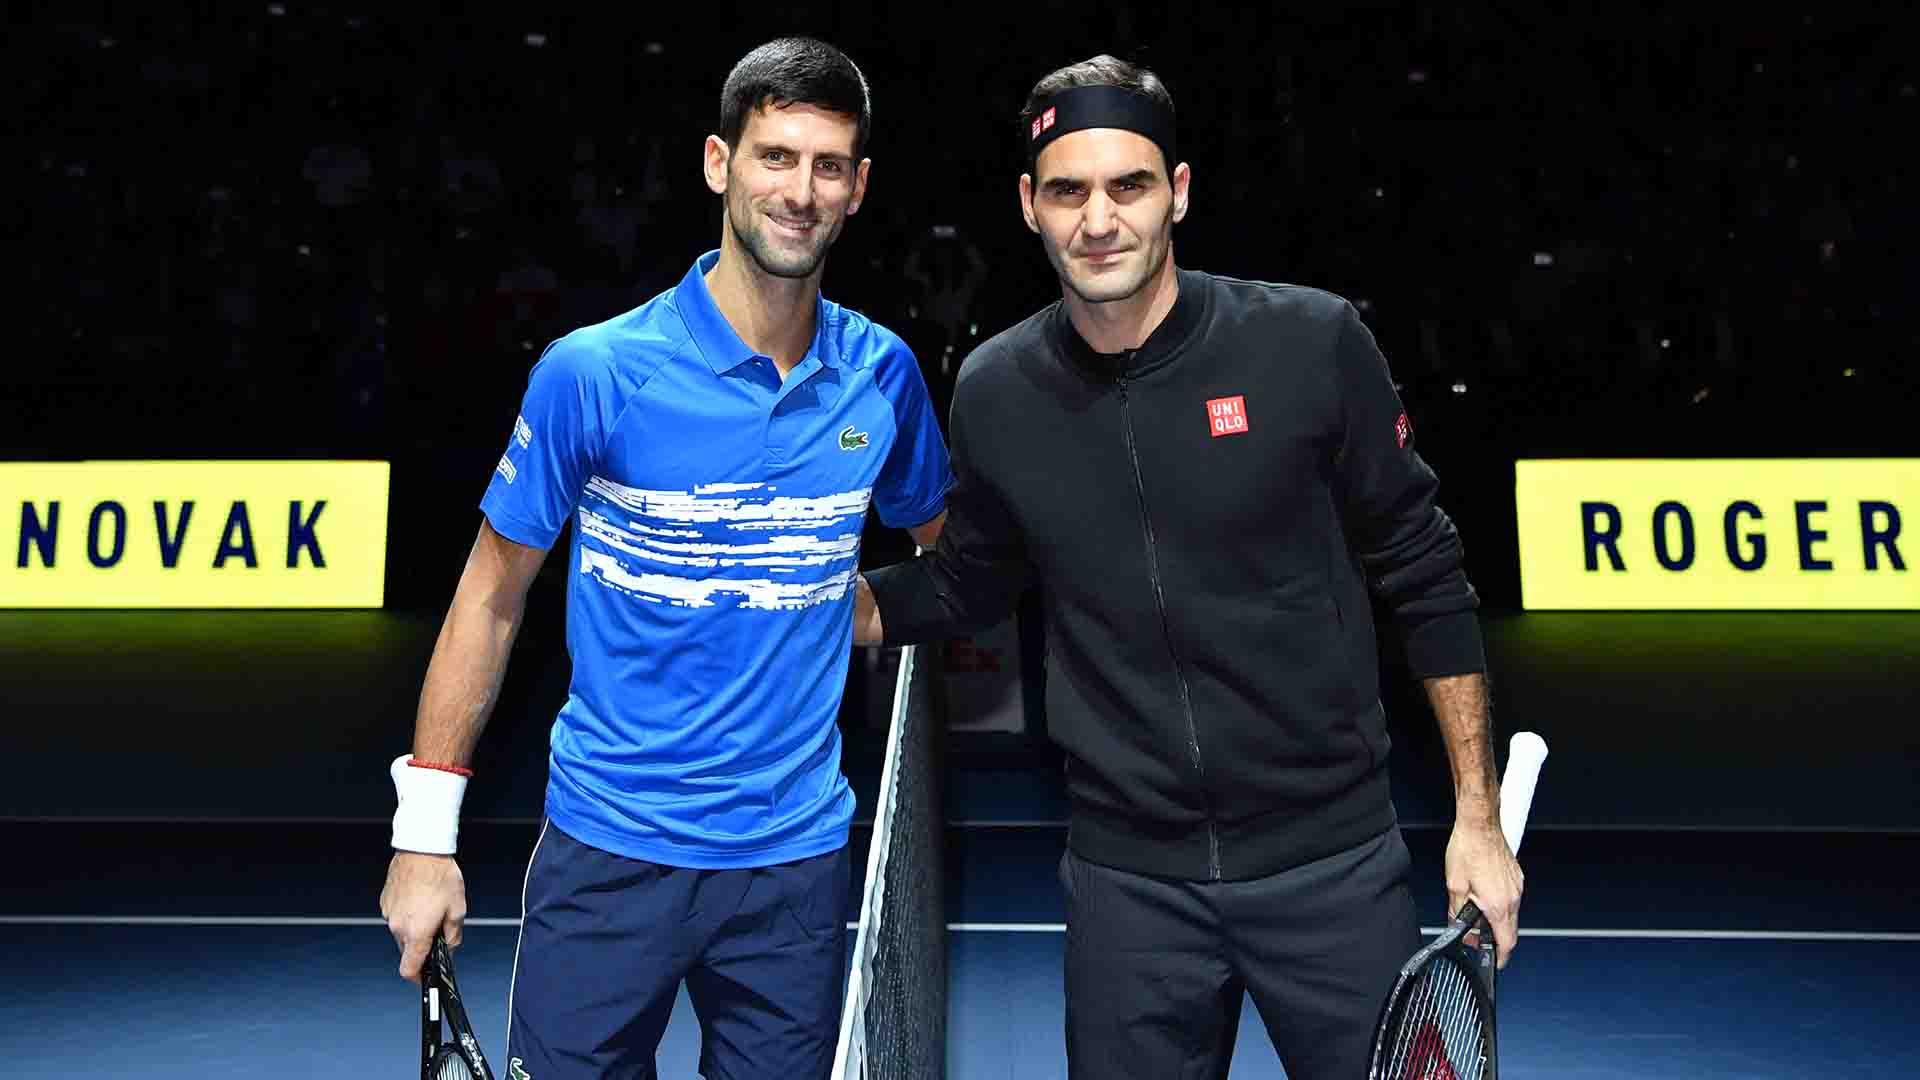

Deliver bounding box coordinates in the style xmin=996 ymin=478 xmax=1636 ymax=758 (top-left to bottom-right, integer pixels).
xmin=718 ymin=37 xmax=871 ymax=157
xmin=1019 ymin=54 xmax=1175 ymax=147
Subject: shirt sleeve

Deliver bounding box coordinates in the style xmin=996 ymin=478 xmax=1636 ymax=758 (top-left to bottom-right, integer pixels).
xmin=478 ymin=336 xmax=618 ymax=549
xmin=1330 ymin=301 xmax=1487 ymax=678
xmin=870 ymin=336 xmax=955 ymax=529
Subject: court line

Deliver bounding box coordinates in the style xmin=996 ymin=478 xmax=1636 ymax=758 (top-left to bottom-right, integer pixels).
xmin=0 ymin=816 xmax=899 ymax=827
xmin=3 ymin=816 xmax=1916 ymax=835
xmin=935 ymin=822 xmax=1920 ymax=836
xmin=1500 ymin=928 xmax=1920 ymax=941
xmin=3 ymin=915 xmax=1917 ymax=941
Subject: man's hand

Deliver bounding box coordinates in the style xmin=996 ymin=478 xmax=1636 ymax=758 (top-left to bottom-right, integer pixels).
xmin=1444 ymin=816 xmax=1524 ymax=968
xmin=1424 ymin=672 xmax=1521 ymax=965
xmin=379 ymin=851 xmax=468 ymax=983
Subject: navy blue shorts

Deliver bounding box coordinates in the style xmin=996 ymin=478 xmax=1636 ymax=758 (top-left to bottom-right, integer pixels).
xmin=504 ymin=820 xmax=850 ymax=1079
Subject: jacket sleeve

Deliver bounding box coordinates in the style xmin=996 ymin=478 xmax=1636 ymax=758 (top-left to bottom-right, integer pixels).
xmin=864 ymin=365 xmax=1033 ymax=645
xmin=1329 ymin=301 xmax=1487 ymax=678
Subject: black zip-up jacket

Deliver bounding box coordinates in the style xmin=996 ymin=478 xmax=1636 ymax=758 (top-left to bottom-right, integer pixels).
xmin=867 ymin=268 xmax=1486 ymax=881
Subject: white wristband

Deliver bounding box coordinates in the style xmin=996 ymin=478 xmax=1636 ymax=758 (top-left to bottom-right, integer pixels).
xmin=390 ymin=753 xmax=468 ymax=855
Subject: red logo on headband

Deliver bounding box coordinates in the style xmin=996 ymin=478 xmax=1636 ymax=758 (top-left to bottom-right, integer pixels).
xmin=1032 ymin=106 xmax=1057 ymax=140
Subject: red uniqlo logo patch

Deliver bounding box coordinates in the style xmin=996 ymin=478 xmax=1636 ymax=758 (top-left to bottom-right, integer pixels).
xmin=1395 ymin=411 xmax=1413 ymax=448
xmin=1207 ymin=395 xmax=1249 ymax=437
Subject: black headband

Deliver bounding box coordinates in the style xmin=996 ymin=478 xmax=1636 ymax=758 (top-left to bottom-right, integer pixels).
xmin=1027 ymin=85 xmax=1177 ymax=176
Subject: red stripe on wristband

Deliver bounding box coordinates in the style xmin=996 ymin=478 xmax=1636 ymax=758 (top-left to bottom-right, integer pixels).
xmin=407 ymin=758 xmax=475 ymax=777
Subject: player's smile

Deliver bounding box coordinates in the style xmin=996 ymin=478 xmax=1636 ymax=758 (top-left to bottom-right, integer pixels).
xmin=767 ymin=212 xmax=819 ymax=238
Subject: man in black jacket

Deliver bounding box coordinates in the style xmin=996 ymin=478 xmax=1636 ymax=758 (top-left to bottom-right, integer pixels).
xmin=855 ymin=55 xmax=1523 ymax=1079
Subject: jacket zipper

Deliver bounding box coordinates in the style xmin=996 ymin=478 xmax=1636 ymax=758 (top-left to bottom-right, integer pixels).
xmin=1117 ymin=372 xmax=1222 ymax=880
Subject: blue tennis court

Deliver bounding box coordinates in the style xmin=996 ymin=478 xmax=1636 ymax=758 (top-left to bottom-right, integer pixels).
xmin=4 ymin=820 xmax=1917 ymax=1076
xmin=3 ymin=611 xmax=1917 ymax=1077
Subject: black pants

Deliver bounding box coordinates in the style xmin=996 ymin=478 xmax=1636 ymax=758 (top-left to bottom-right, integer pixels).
xmin=1060 ymin=828 xmax=1420 ymax=1080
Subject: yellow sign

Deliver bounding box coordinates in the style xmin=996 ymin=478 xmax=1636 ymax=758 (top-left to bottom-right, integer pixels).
xmin=1515 ymin=459 xmax=1915 ymax=610
xmin=1 ymin=461 xmax=389 ymax=608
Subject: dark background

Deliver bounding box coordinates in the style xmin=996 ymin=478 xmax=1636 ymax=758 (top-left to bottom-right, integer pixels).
xmin=5 ymin=3 xmax=1916 ymax=831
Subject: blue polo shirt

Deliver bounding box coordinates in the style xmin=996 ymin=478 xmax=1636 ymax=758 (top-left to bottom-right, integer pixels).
xmin=479 ymin=250 xmax=952 ymax=868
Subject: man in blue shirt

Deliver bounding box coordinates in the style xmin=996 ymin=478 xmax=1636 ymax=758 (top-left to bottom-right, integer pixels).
xmin=379 ymin=37 xmax=951 ymax=1079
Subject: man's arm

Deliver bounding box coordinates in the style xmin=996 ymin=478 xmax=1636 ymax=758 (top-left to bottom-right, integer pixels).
xmin=857 ymin=511 xmax=947 ymax=646
xmin=379 ymin=519 xmax=548 ymax=982
xmin=908 ymin=510 xmax=947 ymax=551
xmin=861 ymin=374 xmax=1036 ymax=649
xmin=1324 ymin=300 xmax=1522 ymax=962
xmin=854 ymin=572 xmax=886 ymax=645
xmin=861 ymin=334 xmax=1034 ymax=647
xmin=1328 ymin=301 xmax=1485 ymax=676
xmin=853 ymin=511 xmax=945 ymax=645
xmin=410 ymin=520 xmax=549 ymax=766
xmin=1427 ymin=672 xmax=1523 ymax=968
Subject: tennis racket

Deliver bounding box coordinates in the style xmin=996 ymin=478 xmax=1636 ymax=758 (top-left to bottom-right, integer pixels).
xmin=1367 ymin=730 xmax=1548 ymax=1080
xmin=421 ymin=934 xmax=495 ymax=1080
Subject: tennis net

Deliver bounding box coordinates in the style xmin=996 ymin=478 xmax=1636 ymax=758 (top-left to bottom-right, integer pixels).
xmin=831 ymin=642 xmax=947 ymax=1079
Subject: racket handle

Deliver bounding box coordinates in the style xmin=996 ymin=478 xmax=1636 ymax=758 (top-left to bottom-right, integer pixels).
xmin=1499 ymin=731 xmax=1549 ymax=855
xmin=1455 ymin=898 xmax=1483 ymax=927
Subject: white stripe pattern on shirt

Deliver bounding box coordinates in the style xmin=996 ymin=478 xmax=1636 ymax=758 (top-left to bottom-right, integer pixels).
xmin=576 ymin=477 xmax=870 ymax=610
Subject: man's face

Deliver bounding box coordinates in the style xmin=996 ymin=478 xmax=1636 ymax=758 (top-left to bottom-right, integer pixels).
xmin=706 ymin=101 xmax=870 ymax=280
xmin=1020 ymin=128 xmax=1189 ymax=305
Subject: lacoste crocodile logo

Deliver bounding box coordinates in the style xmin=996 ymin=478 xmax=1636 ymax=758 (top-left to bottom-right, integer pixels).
xmin=839 ymin=426 xmax=870 ymax=451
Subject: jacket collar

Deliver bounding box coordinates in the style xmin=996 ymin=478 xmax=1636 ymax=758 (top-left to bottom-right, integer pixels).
xmin=1051 ymin=267 xmax=1206 ymax=379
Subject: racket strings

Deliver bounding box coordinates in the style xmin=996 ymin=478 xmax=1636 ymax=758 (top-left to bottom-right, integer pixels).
xmin=432 ymin=1047 xmax=477 ymax=1080
xmin=1382 ymin=958 xmax=1487 ymax=1080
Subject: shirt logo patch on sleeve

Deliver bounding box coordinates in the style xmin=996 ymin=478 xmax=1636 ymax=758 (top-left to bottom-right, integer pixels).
xmin=1395 ymin=411 xmax=1413 ymax=448
xmin=515 ymin=414 xmax=533 ymax=448
xmin=1206 ymin=395 xmax=1249 ymax=438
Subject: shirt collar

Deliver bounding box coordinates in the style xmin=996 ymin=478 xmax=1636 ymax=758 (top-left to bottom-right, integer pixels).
xmin=677 ymin=249 xmax=838 ymax=374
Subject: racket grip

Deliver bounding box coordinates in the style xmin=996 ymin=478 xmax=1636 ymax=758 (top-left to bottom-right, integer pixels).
xmin=1499 ymin=731 xmax=1549 ymax=855
xmin=1454 ymin=898 xmax=1483 ymax=927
